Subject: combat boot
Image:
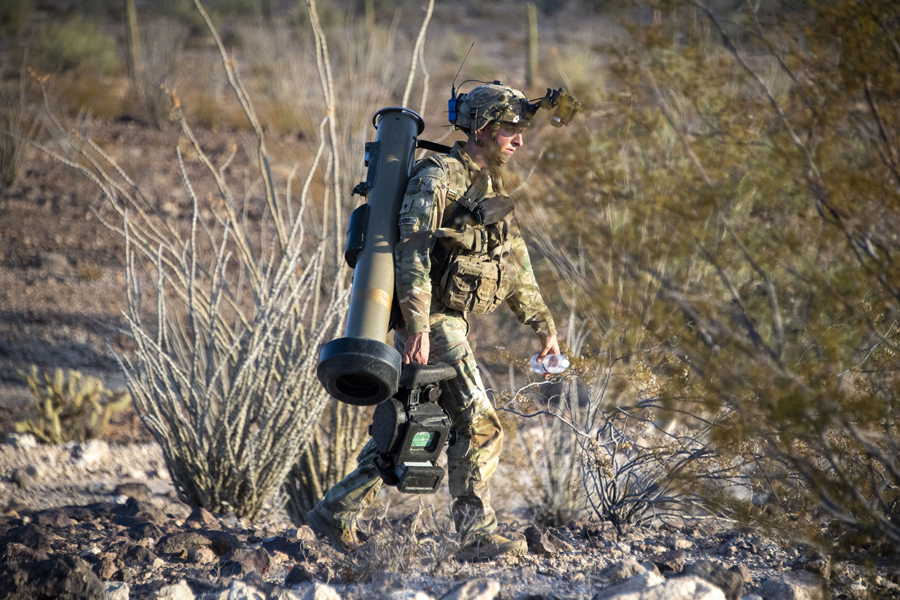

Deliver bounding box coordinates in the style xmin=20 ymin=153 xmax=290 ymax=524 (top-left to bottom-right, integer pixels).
xmin=460 ymin=532 xmax=527 ymax=559
xmin=307 ymin=505 xmax=359 ymax=552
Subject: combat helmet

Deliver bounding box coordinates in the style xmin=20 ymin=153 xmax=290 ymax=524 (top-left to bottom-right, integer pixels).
xmin=450 ymin=81 xmax=531 ymax=135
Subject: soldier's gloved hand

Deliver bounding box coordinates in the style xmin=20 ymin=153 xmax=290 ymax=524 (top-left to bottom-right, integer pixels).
xmin=403 ymin=332 xmax=430 ymax=365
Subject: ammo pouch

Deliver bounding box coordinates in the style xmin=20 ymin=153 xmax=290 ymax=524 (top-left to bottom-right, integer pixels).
xmin=431 ymin=183 xmax=518 ymax=315
xmin=437 ymin=254 xmax=516 ymax=314
xmin=473 ymin=195 xmax=514 ymax=226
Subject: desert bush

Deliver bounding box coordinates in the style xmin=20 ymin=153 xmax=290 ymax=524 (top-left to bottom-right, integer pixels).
xmin=35 ymin=0 xmax=351 ymax=521
xmin=15 ymin=366 xmax=131 ymax=444
xmin=0 ymin=75 xmax=40 ymax=191
xmin=505 ymin=376 xmax=587 ymax=526
xmin=527 ymin=0 xmax=900 ymax=550
xmin=132 ymin=20 xmax=188 ymax=121
xmin=32 ymin=16 xmax=120 ymax=74
xmin=340 ymin=507 xmax=463 ymax=580
xmin=502 ymin=344 xmax=724 ymax=526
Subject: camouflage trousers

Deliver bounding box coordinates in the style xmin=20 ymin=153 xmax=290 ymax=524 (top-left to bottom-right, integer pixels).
xmin=314 ymin=304 xmax=503 ymax=536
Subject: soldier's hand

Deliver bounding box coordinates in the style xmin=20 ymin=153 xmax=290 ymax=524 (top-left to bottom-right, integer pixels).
xmin=537 ymin=334 xmax=560 ymax=360
xmin=403 ymin=332 xmax=430 ymax=365
xmin=536 ymin=334 xmax=561 ymax=379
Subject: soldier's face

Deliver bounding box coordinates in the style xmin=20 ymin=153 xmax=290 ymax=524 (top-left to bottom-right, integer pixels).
xmin=476 ymin=122 xmax=525 ymax=161
xmin=496 ymin=122 xmax=525 ymax=158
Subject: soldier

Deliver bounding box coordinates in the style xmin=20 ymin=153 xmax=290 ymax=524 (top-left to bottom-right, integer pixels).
xmin=308 ymin=83 xmax=560 ymax=558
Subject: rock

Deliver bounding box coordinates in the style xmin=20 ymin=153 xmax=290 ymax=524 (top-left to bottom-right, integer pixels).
xmin=0 ymin=523 xmax=56 ymax=553
xmin=391 ymin=592 xmax=436 ymax=600
xmin=4 ymin=500 xmax=30 ymax=516
xmin=220 ymin=547 xmax=270 ymax=577
xmin=188 ymin=546 xmax=217 ymax=564
xmin=215 ymin=579 xmax=268 ymax=600
xmin=799 ymin=553 xmax=832 ymax=579
xmin=593 ymin=571 xmax=666 ymax=600
xmin=123 ymin=544 xmax=160 ymax=565
xmin=547 ymin=531 xmax=576 ymax=553
xmin=285 ymin=563 xmax=316 ymax=585
xmin=34 ymin=508 xmax=75 ymax=528
xmin=595 ymin=574 xmax=725 ymax=600
xmin=439 ymin=579 xmax=501 ymax=600
xmin=114 ymin=483 xmax=150 ymax=502
xmin=294 ymin=526 xmax=316 ymax=541
xmin=261 ymin=537 xmax=323 ymax=563
xmin=730 ymin=565 xmax=752 ymax=584
xmin=79 ymin=545 xmax=102 ymax=563
xmin=525 ymin=526 xmax=557 ymax=555
xmin=641 ymin=562 xmax=661 ymax=578
xmin=105 ymin=582 xmax=130 ymax=600
xmin=0 ymin=555 xmax=105 ymax=600
xmin=684 ymin=561 xmax=744 ymax=600
xmin=758 ymin=571 xmax=828 ymax=600
xmin=12 ymin=468 xmax=34 ymax=490
xmin=666 ymin=536 xmax=693 ymax=550
xmin=185 ymin=507 xmax=220 ymax=529
xmin=302 ymin=582 xmax=342 ymax=600
xmin=5 ymin=433 xmax=37 ymax=449
xmin=156 ymin=580 xmax=196 ymax=599
xmin=648 ymin=549 xmax=687 ymax=573
xmin=73 ymin=440 xmax=109 ymax=467
xmin=1 ymin=541 xmax=50 ymax=564
xmin=93 ymin=556 xmax=118 ymax=579
xmin=597 ymin=558 xmax=647 ymax=584
xmin=112 ymin=568 xmax=134 ymax=583
xmin=156 ymin=530 xmax=241 ymax=558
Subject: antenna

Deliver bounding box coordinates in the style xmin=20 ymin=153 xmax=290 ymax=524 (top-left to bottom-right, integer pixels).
xmin=451 ymin=42 xmax=475 ymax=98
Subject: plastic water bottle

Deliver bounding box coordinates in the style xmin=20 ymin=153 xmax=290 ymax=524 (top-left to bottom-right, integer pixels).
xmin=529 ymin=353 xmax=570 ymax=375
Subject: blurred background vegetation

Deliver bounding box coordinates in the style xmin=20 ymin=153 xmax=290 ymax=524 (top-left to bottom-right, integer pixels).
xmin=1 ymin=0 xmax=898 ymax=567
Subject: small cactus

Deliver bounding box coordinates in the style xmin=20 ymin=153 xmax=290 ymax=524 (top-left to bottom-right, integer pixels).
xmin=15 ymin=366 xmax=131 ymax=444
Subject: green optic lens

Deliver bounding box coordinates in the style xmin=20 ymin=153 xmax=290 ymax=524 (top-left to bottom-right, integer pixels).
xmin=411 ymin=431 xmax=436 ymax=449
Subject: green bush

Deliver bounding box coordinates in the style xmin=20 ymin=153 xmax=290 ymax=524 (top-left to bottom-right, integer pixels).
xmin=16 ymin=366 xmax=131 ymax=444
xmin=530 ymin=0 xmax=900 ymax=552
xmin=0 ymin=0 xmax=32 ymax=36
xmin=32 ymin=16 xmax=120 ymax=74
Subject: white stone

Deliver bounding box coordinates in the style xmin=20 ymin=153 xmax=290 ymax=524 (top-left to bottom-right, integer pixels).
xmin=439 ymin=579 xmax=501 ymax=600
xmin=741 ymin=595 xmax=763 ymax=600
xmin=270 ymin=591 xmax=305 ymax=600
xmin=302 ymin=583 xmax=342 ymax=600
xmin=391 ymin=592 xmax=436 ymax=600
xmin=105 ymin=582 xmax=130 ymax=600
xmin=597 ymin=576 xmax=725 ymax=600
xmin=594 ymin=572 xmax=666 ymax=600
xmin=221 ymin=580 xmax=266 ymax=600
xmin=155 ymin=580 xmax=195 ymax=600
xmin=74 ymin=440 xmax=109 ymax=467
xmin=4 ymin=433 xmax=37 ymax=449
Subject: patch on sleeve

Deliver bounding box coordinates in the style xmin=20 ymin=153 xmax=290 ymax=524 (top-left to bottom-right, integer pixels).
xmin=399 ymin=217 xmax=419 ymax=226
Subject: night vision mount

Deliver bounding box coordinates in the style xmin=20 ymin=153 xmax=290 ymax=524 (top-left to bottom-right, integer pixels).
xmin=526 ymin=87 xmax=581 ymax=128
xmin=447 ymin=83 xmax=582 ymax=130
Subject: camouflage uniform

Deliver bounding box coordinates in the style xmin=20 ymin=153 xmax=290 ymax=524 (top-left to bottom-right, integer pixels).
xmin=315 ymin=141 xmax=556 ymax=535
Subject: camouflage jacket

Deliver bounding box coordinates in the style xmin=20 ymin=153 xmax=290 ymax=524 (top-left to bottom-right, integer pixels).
xmin=394 ymin=141 xmax=556 ymax=339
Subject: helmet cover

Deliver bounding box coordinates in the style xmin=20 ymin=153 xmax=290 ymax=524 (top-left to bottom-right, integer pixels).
xmin=451 ymin=83 xmax=530 ymax=134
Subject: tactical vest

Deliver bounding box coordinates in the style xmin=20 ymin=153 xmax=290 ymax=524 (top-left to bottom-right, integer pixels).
xmin=414 ymin=154 xmax=517 ymax=315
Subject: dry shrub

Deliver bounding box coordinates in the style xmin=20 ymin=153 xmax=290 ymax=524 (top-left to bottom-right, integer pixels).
xmin=35 ymin=0 xmax=349 ymax=521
